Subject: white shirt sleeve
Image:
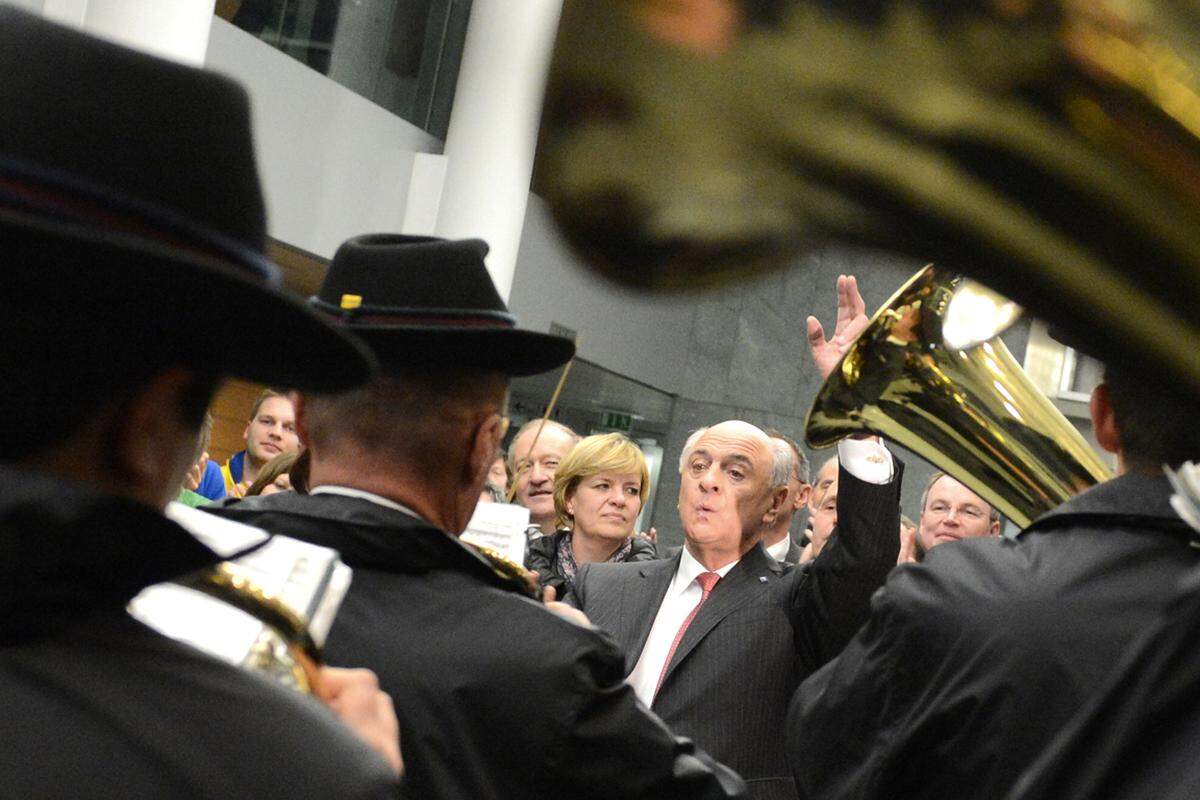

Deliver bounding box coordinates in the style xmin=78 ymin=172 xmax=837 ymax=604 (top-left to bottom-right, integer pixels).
xmin=837 ymin=437 xmax=894 ymax=484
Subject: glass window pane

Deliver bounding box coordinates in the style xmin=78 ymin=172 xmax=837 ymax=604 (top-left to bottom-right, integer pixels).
xmin=215 ymin=0 xmax=471 ymax=139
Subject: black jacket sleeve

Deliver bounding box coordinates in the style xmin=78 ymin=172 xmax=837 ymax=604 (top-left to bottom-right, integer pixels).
xmin=789 ymin=457 xmax=903 ymax=672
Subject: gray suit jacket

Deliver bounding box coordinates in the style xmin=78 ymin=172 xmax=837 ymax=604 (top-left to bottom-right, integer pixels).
xmin=573 ymin=461 xmax=903 ymax=800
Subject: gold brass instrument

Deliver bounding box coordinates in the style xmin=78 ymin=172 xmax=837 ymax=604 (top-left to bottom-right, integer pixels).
xmin=131 ymin=505 xmax=346 ymax=696
xmin=175 ymin=564 xmax=322 ymax=694
xmin=805 ymin=265 xmax=1111 ymax=528
xmin=462 ymin=541 xmax=542 ymax=600
xmin=536 ymin=0 xmax=1200 ymax=396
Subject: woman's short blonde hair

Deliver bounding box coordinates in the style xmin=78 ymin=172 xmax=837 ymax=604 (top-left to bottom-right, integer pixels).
xmin=552 ymin=433 xmax=649 ymax=529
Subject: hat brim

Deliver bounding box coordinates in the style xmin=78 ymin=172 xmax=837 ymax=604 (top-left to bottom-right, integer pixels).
xmin=348 ymin=325 xmax=575 ymax=377
xmin=0 ymin=209 xmax=375 ymax=393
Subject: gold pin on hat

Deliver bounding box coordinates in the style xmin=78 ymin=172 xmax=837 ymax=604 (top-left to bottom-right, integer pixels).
xmin=340 ymin=294 xmax=362 ymax=310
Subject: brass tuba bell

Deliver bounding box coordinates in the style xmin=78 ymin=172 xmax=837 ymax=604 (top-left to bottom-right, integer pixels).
xmin=805 ymin=265 xmax=1111 ymax=528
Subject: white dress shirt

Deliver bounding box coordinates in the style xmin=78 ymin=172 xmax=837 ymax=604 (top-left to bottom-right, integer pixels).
xmin=765 ymin=535 xmax=793 ymax=563
xmin=629 ymin=437 xmax=895 ymax=701
xmin=628 ymin=547 xmax=738 ymax=706
xmin=835 ymin=436 xmax=894 ymax=485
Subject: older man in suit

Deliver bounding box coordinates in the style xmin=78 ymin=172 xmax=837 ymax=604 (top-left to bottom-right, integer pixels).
xmin=762 ymin=430 xmax=812 ymax=565
xmin=572 ymin=278 xmax=902 ymax=800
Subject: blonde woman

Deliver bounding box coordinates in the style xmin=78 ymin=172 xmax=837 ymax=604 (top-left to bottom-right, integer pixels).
xmin=527 ymin=433 xmax=658 ymax=600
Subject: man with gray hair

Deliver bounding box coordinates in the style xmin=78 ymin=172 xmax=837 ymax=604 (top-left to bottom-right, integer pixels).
xmin=762 ymin=430 xmax=811 ymax=565
xmin=508 ymin=418 xmax=581 ymax=537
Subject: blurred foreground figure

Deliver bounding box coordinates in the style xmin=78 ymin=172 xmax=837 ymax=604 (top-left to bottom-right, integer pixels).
xmin=789 ymin=359 xmax=1200 ymax=799
xmin=537 ymin=0 xmax=1200 ymax=394
xmin=0 ymin=8 xmax=400 ymax=797
xmin=1007 ymin=562 xmax=1200 ymax=800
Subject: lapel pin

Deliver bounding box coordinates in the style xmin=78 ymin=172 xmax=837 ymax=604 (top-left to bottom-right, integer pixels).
xmin=759 ymin=576 xmax=768 ymax=583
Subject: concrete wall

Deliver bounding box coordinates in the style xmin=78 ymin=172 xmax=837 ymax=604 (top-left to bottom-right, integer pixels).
xmin=508 ymin=195 xmax=699 ymax=393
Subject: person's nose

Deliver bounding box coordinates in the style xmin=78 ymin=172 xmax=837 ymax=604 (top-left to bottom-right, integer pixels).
xmin=608 ymin=488 xmax=627 ymax=507
xmin=942 ymin=508 xmax=961 ymax=526
xmin=530 ymin=464 xmax=550 ymax=485
xmin=698 ymin=464 xmax=721 ymax=493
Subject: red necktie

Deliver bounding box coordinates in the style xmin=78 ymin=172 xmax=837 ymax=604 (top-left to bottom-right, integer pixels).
xmin=655 ymin=571 xmax=721 ymax=696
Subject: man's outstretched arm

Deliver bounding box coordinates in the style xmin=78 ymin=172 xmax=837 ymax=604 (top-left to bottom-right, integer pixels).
xmin=789 ymin=445 xmax=902 ymax=670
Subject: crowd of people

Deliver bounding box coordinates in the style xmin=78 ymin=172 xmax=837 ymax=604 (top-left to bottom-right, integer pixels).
xmin=3 ymin=6 xmax=1200 ymax=800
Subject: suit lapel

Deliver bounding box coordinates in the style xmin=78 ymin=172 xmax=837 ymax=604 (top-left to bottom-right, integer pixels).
xmin=622 ymin=553 xmax=679 ymax=674
xmin=659 ymin=544 xmax=782 ymax=688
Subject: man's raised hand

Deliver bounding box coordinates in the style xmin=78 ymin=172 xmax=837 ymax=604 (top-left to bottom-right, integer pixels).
xmin=806 ymin=274 xmax=870 ymax=380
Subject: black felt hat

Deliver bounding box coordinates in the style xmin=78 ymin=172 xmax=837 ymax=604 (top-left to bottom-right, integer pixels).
xmin=0 ymin=7 xmax=374 ymax=393
xmin=311 ymin=234 xmax=575 ymax=376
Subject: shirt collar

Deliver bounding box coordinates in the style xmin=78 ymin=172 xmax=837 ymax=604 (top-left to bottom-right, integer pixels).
xmin=765 ymin=535 xmax=792 ymax=562
xmin=672 ymin=544 xmax=739 ymax=596
xmin=309 ymin=485 xmax=424 ymax=521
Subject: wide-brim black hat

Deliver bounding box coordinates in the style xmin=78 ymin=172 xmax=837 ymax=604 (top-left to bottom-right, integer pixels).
xmin=311 ymin=234 xmax=575 ymax=377
xmin=0 ymin=7 xmax=373 ymax=393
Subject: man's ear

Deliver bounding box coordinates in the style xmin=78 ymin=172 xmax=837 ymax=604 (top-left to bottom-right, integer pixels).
xmin=794 ymin=483 xmax=811 ymax=510
xmin=1090 ymin=383 xmax=1122 ymax=456
xmin=762 ymin=485 xmax=789 ymax=525
xmin=292 ymin=392 xmax=311 ymax=448
xmin=467 ymin=413 xmax=505 ymax=484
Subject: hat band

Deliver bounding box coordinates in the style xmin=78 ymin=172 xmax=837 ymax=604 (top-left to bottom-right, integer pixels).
xmin=0 ymin=154 xmax=278 ymax=285
xmin=311 ymin=298 xmax=516 ymax=329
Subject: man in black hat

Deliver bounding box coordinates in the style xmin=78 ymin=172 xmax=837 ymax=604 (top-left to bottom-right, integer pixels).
xmin=788 ymin=333 xmax=1200 ymax=799
xmin=0 ymin=8 xmax=400 ymax=797
xmin=209 ymin=233 xmax=748 ymax=799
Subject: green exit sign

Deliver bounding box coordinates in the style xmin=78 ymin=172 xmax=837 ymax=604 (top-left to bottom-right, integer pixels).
xmin=601 ymin=411 xmax=633 ymax=432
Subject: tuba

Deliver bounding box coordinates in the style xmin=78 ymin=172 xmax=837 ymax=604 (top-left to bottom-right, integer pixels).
xmin=129 ymin=504 xmax=350 ymax=695
xmin=536 ymin=0 xmax=1200 ymax=397
xmin=805 ymin=265 xmax=1111 ymax=528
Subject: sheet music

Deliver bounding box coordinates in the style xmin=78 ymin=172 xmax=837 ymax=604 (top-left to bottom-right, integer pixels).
xmin=461 ymin=501 xmax=530 ymax=565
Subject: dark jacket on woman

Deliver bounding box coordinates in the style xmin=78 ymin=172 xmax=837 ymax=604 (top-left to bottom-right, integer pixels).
xmin=527 ymin=529 xmax=660 ymax=601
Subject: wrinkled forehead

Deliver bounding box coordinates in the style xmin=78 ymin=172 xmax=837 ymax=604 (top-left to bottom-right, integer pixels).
xmin=691 ymin=421 xmax=772 ymax=465
xmin=514 ymin=425 xmax=576 ymax=459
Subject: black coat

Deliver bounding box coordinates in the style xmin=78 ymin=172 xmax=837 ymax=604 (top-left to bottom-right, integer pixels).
xmin=211 ymin=490 xmax=747 ymax=800
xmin=526 ymin=529 xmax=659 ymax=601
xmin=572 ymin=460 xmax=904 ymax=800
xmin=789 ymin=472 xmax=1199 ymax=800
xmin=0 ymin=467 xmax=397 ymax=800
xmin=1005 ymin=561 xmax=1200 ymax=800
